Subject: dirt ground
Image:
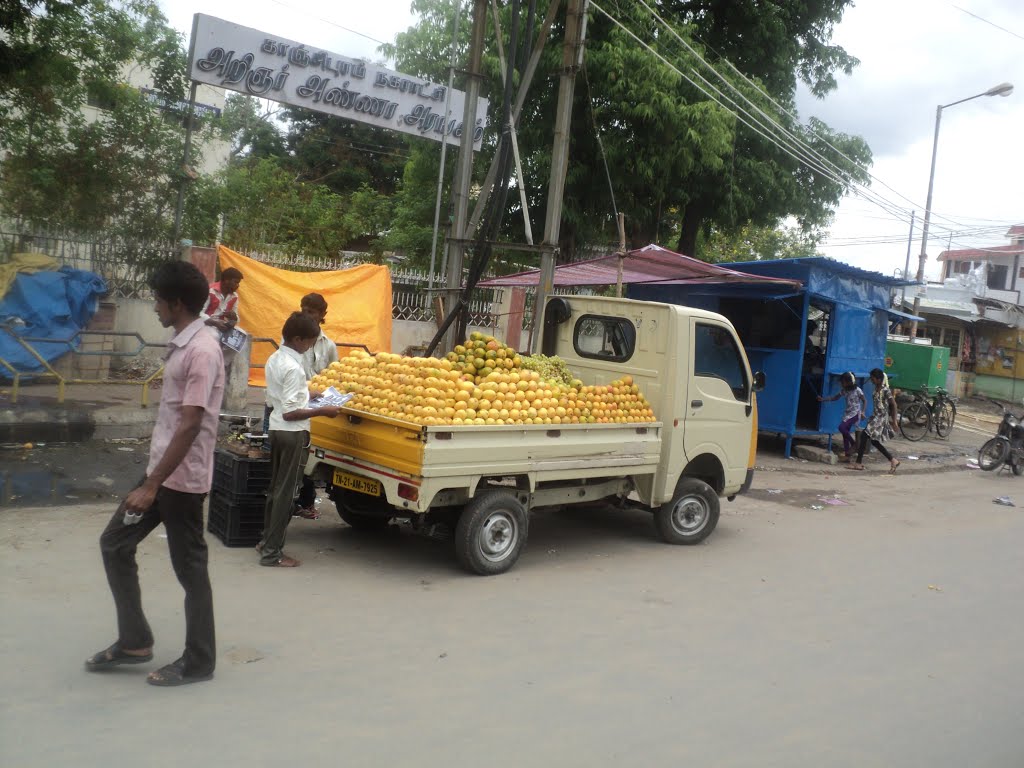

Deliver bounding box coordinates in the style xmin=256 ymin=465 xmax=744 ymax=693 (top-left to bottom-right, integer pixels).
xmin=2 ymin=462 xmax=1023 ymax=767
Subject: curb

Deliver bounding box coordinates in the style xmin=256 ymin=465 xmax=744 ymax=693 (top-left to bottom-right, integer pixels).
xmin=0 ymin=406 xmax=157 ymax=443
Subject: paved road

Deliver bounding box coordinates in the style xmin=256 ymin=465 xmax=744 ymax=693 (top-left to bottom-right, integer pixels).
xmin=2 ymin=465 xmax=1022 ymax=767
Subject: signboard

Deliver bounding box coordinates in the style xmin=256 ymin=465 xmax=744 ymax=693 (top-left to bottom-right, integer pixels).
xmin=187 ymin=14 xmax=488 ymax=148
xmin=141 ymin=88 xmax=221 ymax=119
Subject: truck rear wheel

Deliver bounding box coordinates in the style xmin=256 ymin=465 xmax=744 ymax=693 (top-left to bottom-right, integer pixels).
xmin=455 ymin=491 xmax=528 ymax=575
xmin=328 ymin=486 xmax=392 ymax=532
xmin=655 ymin=478 xmax=719 ymax=545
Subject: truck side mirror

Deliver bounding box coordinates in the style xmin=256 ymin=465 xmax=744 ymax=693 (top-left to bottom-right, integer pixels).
xmin=753 ymin=371 xmax=766 ymax=392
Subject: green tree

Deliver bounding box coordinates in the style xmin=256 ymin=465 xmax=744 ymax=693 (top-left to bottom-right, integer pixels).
xmin=219 ymin=94 xmax=286 ymax=162
xmin=284 ymin=107 xmax=410 ymax=197
xmin=699 ymin=222 xmax=822 ymax=263
xmin=384 ymin=0 xmax=871 ymax=261
xmin=0 ymin=0 xmax=210 ymax=239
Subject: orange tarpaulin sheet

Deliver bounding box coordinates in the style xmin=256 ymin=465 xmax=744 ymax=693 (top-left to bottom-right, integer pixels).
xmin=217 ymin=246 xmax=392 ymax=386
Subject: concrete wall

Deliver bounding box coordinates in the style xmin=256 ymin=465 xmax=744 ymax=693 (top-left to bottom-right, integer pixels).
xmin=974 ymin=373 xmax=1024 ymax=402
xmin=112 ymin=297 xmax=171 ymax=363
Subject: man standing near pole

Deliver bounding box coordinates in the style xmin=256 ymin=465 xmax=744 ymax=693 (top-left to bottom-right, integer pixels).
xmin=85 ymin=261 xmax=223 ymax=687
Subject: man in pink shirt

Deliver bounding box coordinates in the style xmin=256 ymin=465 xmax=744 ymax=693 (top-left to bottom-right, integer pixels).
xmin=85 ymin=261 xmax=224 ymax=687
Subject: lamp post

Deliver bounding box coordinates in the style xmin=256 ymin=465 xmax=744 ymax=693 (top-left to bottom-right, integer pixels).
xmin=908 ymin=82 xmax=1014 ymax=339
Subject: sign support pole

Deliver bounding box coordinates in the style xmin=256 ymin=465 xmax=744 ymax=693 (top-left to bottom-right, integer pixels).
xmin=171 ymin=81 xmax=199 ymax=246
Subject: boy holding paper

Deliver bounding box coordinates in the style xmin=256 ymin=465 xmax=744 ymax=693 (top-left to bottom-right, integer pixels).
xmin=257 ymin=312 xmax=341 ymax=568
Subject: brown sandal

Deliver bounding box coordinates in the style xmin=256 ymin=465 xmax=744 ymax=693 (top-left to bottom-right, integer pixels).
xmin=260 ymin=554 xmax=301 ymax=568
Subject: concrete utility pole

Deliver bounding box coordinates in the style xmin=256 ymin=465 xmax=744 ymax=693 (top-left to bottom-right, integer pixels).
xmin=533 ymin=0 xmax=587 ymax=352
xmin=442 ymin=0 xmax=488 ymax=354
xmin=908 ymin=81 xmax=1014 ymax=339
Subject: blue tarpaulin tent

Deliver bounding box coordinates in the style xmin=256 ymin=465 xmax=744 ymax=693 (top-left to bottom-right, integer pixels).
xmin=0 ymin=267 xmax=108 ymax=378
xmin=630 ymin=257 xmax=920 ymax=457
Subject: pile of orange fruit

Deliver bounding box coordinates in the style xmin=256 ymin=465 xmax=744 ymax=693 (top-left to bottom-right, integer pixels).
xmin=308 ymin=334 xmax=655 ymax=427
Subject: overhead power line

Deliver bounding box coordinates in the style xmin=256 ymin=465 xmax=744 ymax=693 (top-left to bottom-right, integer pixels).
xmin=952 ymin=4 xmax=1024 ymax=42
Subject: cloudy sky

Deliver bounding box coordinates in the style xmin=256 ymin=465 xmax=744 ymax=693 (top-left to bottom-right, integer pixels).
xmin=159 ymin=0 xmax=1023 ymax=279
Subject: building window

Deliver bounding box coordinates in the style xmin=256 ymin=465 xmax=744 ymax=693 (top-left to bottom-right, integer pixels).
xmin=943 ymin=329 xmax=962 ymax=357
xmin=953 ymin=261 xmax=971 ymax=275
xmin=988 ymin=264 xmax=1008 ymax=289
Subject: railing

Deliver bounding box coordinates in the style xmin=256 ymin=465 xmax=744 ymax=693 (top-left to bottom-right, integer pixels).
xmin=0 ymin=326 xmax=167 ymax=406
xmin=1 ymin=230 xmax=177 ymax=299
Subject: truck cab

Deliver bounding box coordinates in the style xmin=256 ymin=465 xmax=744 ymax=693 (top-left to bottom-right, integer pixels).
xmin=538 ymin=295 xmax=760 ymax=506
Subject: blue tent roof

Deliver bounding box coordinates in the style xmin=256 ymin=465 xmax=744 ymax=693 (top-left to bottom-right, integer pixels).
xmin=722 ymin=257 xmax=918 ymax=289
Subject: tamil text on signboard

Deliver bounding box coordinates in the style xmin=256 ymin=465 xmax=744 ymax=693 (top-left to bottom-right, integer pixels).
xmin=187 ymin=14 xmax=488 ymax=148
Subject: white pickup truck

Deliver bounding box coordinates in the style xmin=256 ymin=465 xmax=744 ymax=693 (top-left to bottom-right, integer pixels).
xmin=307 ymin=295 xmax=763 ymax=574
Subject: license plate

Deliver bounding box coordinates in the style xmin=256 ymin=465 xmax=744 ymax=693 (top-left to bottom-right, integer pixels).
xmin=333 ymin=469 xmax=381 ymax=496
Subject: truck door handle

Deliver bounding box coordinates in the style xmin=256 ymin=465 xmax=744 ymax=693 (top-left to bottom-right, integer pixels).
xmin=691 ymin=399 xmax=703 ymax=409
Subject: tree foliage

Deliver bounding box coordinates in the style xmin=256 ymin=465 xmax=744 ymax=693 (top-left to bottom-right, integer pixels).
xmin=0 ymin=0 xmax=211 ymax=239
xmin=699 ymin=222 xmax=822 ymax=263
xmin=384 ymin=0 xmax=871 ymax=262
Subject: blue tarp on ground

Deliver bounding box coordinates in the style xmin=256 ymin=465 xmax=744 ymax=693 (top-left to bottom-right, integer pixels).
xmin=0 ymin=267 xmax=108 ymax=378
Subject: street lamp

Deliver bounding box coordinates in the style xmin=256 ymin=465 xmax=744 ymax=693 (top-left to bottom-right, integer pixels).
xmin=908 ymin=82 xmax=1014 ymax=339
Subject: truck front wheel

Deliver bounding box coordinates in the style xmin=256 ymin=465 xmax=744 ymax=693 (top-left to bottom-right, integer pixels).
xmin=655 ymin=478 xmax=719 ymax=545
xmin=455 ymin=491 xmax=528 ymax=575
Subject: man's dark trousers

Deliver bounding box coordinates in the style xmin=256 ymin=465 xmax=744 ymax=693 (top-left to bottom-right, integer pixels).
xmin=99 ymin=485 xmax=216 ymax=677
xmin=261 ymin=430 xmax=308 ymax=564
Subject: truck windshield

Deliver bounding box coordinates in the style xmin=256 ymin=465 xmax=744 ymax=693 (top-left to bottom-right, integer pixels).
xmin=694 ymin=324 xmax=748 ymax=400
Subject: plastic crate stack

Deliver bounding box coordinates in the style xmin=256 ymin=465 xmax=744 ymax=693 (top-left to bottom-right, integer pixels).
xmin=208 ymin=449 xmax=271 ymax=546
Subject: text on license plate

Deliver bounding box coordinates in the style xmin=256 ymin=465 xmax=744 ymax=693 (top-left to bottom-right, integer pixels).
xmin=333 ymin=469 xmax=381 ymax=496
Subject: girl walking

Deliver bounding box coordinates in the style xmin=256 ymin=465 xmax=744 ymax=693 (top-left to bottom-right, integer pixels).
xmin=818 ymin=371 xmax=866 ymax=462
xmin=850 ymin=368 xmax=900 ymax=473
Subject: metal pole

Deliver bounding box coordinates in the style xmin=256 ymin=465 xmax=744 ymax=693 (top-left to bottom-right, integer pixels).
xmin=533 ymin=0 xmax=586 ymax=352
xmin=428 ymin=0 xmax=461 ymax=293
xmin=443 ymin=0 xmax=488 ymax=354
xmin=489 ymin=0 xmax=534 ymax=245
xmin=909 ymin=105 xmax=942 ymax=340
xmin=908 ymin=82 xmax=1015 ymax=338
xmin=465 ymin=0 xmax=563 ymax=238
xmin=171 ymin=81 xmax=199 ymax=245
xmin=615 ymin=211 xmax=625 ymax=297
xmin=900 ymin=210 xmax=916 ymax=314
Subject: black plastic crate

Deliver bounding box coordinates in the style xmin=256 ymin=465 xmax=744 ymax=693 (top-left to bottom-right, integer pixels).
xmin=213 ymin=449 xmax=272 ymax=496
xmin=207 ymin=490 xmax=266 ymax=547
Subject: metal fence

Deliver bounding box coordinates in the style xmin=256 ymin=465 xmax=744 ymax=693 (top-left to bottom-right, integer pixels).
xmin=0 ymin=230 xmax=177 ymax=299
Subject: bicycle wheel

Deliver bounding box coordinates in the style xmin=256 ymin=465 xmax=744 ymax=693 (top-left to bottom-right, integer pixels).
xmin=900 ymin=401 xmax=929 ymax=441
xmin=978 ymin=437 xmax=1008 ymax=471
xmin=934 ymin=400 xmax=956 ymax=438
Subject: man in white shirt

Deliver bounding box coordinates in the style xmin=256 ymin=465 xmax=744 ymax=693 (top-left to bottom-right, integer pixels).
xmin=294 ymin=292 xmax=340 ymax=518
xmin=258 ymin=312 xmax=341 ymax=568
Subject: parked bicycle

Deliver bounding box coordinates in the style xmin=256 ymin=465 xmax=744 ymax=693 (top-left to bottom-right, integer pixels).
xmin=898 ymin=386 xmax=957 ymax=441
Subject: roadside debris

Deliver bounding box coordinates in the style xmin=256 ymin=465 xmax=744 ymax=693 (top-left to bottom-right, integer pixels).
xmin=906 ymin=455 xmax=919 ymax=461
xmin=765 ymin=489 xmax=782 ymax=495
xmin=818 ymin=495 xmax=850 ymax=506
xmin=809 ymin=504 xmax=824 ymax=510
xmin=993 ymin=496 xmax=1015 ymax=507
xmin=928 ymin=585 xmax=943 ymax=592
xmin=966 ymin=458 xmax=980 ymax=470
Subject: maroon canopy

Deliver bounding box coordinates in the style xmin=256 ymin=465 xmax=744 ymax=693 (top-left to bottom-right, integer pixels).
xmin=477 ymin=244 xmax=802 ymax=288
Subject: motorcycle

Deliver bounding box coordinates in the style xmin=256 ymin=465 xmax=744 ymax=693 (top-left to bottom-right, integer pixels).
xmin=978 ymin=399 xmax=1024 ymax=474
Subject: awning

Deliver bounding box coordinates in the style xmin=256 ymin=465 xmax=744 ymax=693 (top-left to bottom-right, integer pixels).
xmin=880 ymin=306 xmax=924 ymax=323
xmin=477 ymin=244 xmax=802 ymax=290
